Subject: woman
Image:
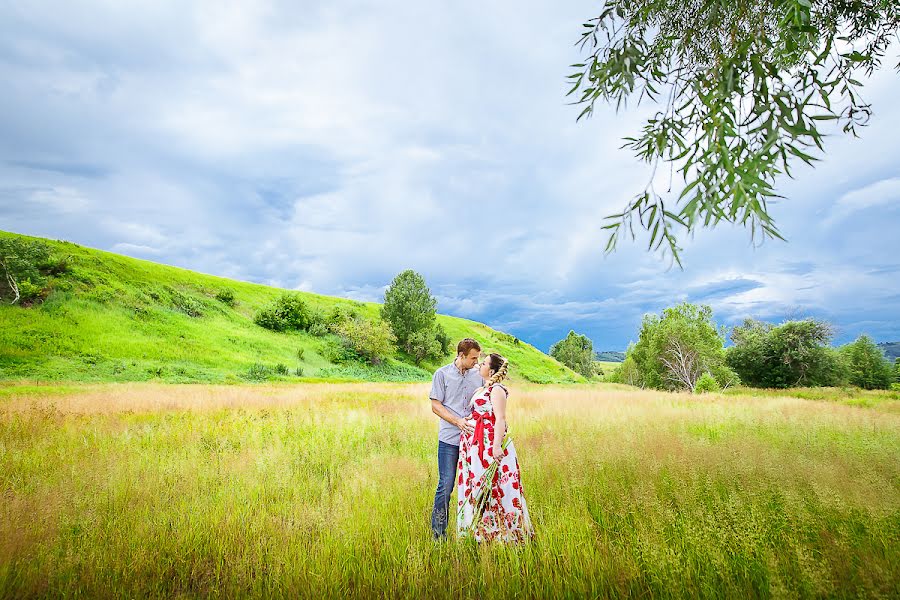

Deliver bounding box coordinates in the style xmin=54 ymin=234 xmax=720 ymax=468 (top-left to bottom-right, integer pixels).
xmin=456 ymin=353 xmax=534 ymax=542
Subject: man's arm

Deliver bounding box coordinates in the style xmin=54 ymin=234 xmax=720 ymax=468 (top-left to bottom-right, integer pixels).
xmin=431 ymin=399 xmax=475 ymax=435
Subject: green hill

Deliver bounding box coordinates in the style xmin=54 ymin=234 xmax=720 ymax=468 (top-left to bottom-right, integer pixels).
xmin=0 ymin=231 xmax=582 ymax=384
xmin=595 ymin=350 xmax=625 ymax=363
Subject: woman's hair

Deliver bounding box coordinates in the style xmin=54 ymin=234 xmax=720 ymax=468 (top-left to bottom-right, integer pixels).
xmin=486 ymin=352 xmax=509 ymax=385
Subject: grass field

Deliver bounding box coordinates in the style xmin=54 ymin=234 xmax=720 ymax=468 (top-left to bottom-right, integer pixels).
xmin=2 ymin=382 xmax=898 ymax=598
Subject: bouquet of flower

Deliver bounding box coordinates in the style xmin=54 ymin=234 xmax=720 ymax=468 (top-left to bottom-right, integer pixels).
xmin=469 ymin=437 xmax=510 ymax=533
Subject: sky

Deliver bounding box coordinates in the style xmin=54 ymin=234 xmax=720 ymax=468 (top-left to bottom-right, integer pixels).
xmin=1 ymin=1 xmax=898 ymax=352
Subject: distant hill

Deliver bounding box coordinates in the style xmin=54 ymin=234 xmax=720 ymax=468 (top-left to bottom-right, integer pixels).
xmin=878 ymin=342 xmax=900 ymax=362
xmin=0 ymin=231 xmax=583 ymax=384
xmin=595 ymin=351 xmax=625 ymax=363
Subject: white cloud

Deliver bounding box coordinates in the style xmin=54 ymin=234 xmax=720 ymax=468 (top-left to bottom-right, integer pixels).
xmin=823 ymin=177 xmax=900 ymax=228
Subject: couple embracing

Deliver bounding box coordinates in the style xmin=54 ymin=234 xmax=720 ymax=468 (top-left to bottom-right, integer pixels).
xmin=429 ymin=338 xmax=534 ymax=543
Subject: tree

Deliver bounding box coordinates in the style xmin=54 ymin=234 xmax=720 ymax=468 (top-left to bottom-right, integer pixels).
xmin=841 ymin=334 xmax=893 ymax=390
xmin=550 ymin=330 xmax=596 ymax=378
xmin=895 ymin=358 xmax=900 ymax=384
xmin=569 ymin=1 xmax=899 ymax=265
xmin=381 ymin=270 xmax=438 ymax=349
xmin=629 ymin=302 xmax=729 ymax=392
xmin=726 ymin=317 xmax=845 ymax=387
xmin=0 ymin=237 xmax=51 ymax=304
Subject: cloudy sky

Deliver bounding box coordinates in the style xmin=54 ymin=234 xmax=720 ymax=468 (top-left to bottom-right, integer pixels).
xmin=2 ymin=1 xmax=898 ymax=352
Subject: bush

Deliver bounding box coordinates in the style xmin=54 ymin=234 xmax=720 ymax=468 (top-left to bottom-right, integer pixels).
xmin=326 ymin=305 xmax=359 ymax=332
xmin=245 ymin=363 xmax=272 ymax=381
xmin=309 ymin=321 xmax=330 ymax=337
xmin=408 ymin=327 xmax=444 ymax=365
xmin=294 ymin=367 xmax=304 ymax=377
xmin=335 ymin=319 xmax=396 ymax=365
xmin=607 ymin=355 xmax=642 ymax=386
xmin=694 ymin=372 xmax=721 ymax=394
xmin=273 ymin=363 xmax=289 ymax=376
xmin=841 ymin=335 xmax=893 ymax=390
xmin=254 ymin=294 xmax=312 ymax=332
xmin=297 ymin=348 xmax=305 ymax=361
xmin=170 ymin=289 xmax=204 ymax=317
xmin=215 ymin=289 xmax=236 ymax=306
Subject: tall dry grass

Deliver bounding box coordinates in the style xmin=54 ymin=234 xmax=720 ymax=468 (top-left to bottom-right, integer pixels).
xmin=1 ymin=382 xmax=898 ymax=598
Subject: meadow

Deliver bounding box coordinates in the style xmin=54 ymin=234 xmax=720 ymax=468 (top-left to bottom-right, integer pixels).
xmin=1 ymin=382 xmax=898 ymax=598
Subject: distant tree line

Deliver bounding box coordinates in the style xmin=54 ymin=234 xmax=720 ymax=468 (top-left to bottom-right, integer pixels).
xmin=551 ymin=302 xmax=897 ymax=393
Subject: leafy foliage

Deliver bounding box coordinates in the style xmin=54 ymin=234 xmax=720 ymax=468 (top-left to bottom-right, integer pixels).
xmin=407 ymin=327 xmax=444 ymax=365
xmin=569 ymin=1 xmax=900 ymax=265
xmin=550 ymin=330 xmax=596 ymax=378
xmin=254 ymin=294 xmax=312 ymax=332
xmin=694 ymin=372 xmax=721 ymax=394
xmin=841 ymin=334 xmax=893 ymax=390
xmin=215 ymin=288 xmax=236 ymax=307
xmin=628 ymin=303 xmax=728 ymax=392
xmin=335 ymin=319 xmax=397 ymax=365
xmin=381 ymin=270 xmax=438 ymax=351
xmin=606 ymin=355 xmax=642 ymax=386
xmin=726 ymin=318 xmax=845 ymax=387
xmin=0 ymin=237 xmax=52 ymax=304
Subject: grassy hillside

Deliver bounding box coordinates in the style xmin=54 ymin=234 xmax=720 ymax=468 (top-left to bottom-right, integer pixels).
xmin=0 ymin=231 xmax=582 ymax=384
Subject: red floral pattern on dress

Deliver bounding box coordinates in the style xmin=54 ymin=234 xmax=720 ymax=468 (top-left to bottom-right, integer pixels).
xmin=456 ymin=384 xmax=534 ymax=543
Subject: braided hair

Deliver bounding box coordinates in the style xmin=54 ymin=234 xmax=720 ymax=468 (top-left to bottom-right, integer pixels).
xmin=486 ymin=352 xmax=510 ymax=386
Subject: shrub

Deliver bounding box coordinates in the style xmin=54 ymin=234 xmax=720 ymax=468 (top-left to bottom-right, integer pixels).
xmin=607 ymin=355 xmax=642 ymax=386
xmin=335 ymin=319 xmax=396 ymax=365
xmin=170 ymin=289 xmax=204 ymax=318
xmin=297 ymin=348 xmax=305 ymax=361
xmin=273 ymin=363 xmax=289 ymax=376
xmin=326 ymin=305 xmax=358 ymax=332
xmin=841 ymin=335 xmax=894 ymax=390
xmin=408 ymin=327 xmax=443 ymax=365
xmin=294 ymin=367 xmax=304 ymax=377
xmin=309 ymin=321 xmax=330 ymax=337
xmin=434 ymin=324 xmax=452 ymax=355
xmin=254 ymin=294 xmax=312 ymax=332
xmin=215 ymin=289 xmax=236 ymax=306
xmin=245 ymin=363 xmax=271 ymax=381
xmin=694 ymin=372 xmax=721 ymax=394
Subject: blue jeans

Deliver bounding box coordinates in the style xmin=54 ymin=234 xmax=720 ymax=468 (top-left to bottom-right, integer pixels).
xmin=431 ymin=440 xmax=460 ymax=539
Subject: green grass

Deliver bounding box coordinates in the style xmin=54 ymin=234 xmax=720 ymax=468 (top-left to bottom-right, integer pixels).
xmin=1 ymin=382 xmax=898 ymax=598
xmin=0 ymin=231 xmax=582 ymax=385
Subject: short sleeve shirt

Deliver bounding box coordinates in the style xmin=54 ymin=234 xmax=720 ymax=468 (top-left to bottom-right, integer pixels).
xmin=430 ymin=361 xmax=484 ymax=446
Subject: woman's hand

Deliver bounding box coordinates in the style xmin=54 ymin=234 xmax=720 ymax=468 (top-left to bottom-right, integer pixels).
xmin=491 ymin=440 xmax=503 ymax=461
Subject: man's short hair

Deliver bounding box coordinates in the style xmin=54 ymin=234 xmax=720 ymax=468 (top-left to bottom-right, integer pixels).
xmin=457 ymin=338 xmax=481 ymax=356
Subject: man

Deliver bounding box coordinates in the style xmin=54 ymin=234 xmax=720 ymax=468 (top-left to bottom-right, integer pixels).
xmin=429 ymin=338 xmax=484 ymax=539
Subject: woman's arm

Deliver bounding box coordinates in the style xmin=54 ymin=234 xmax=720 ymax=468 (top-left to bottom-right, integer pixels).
xmin=490 ymin=385 xmax=508 ymax=459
